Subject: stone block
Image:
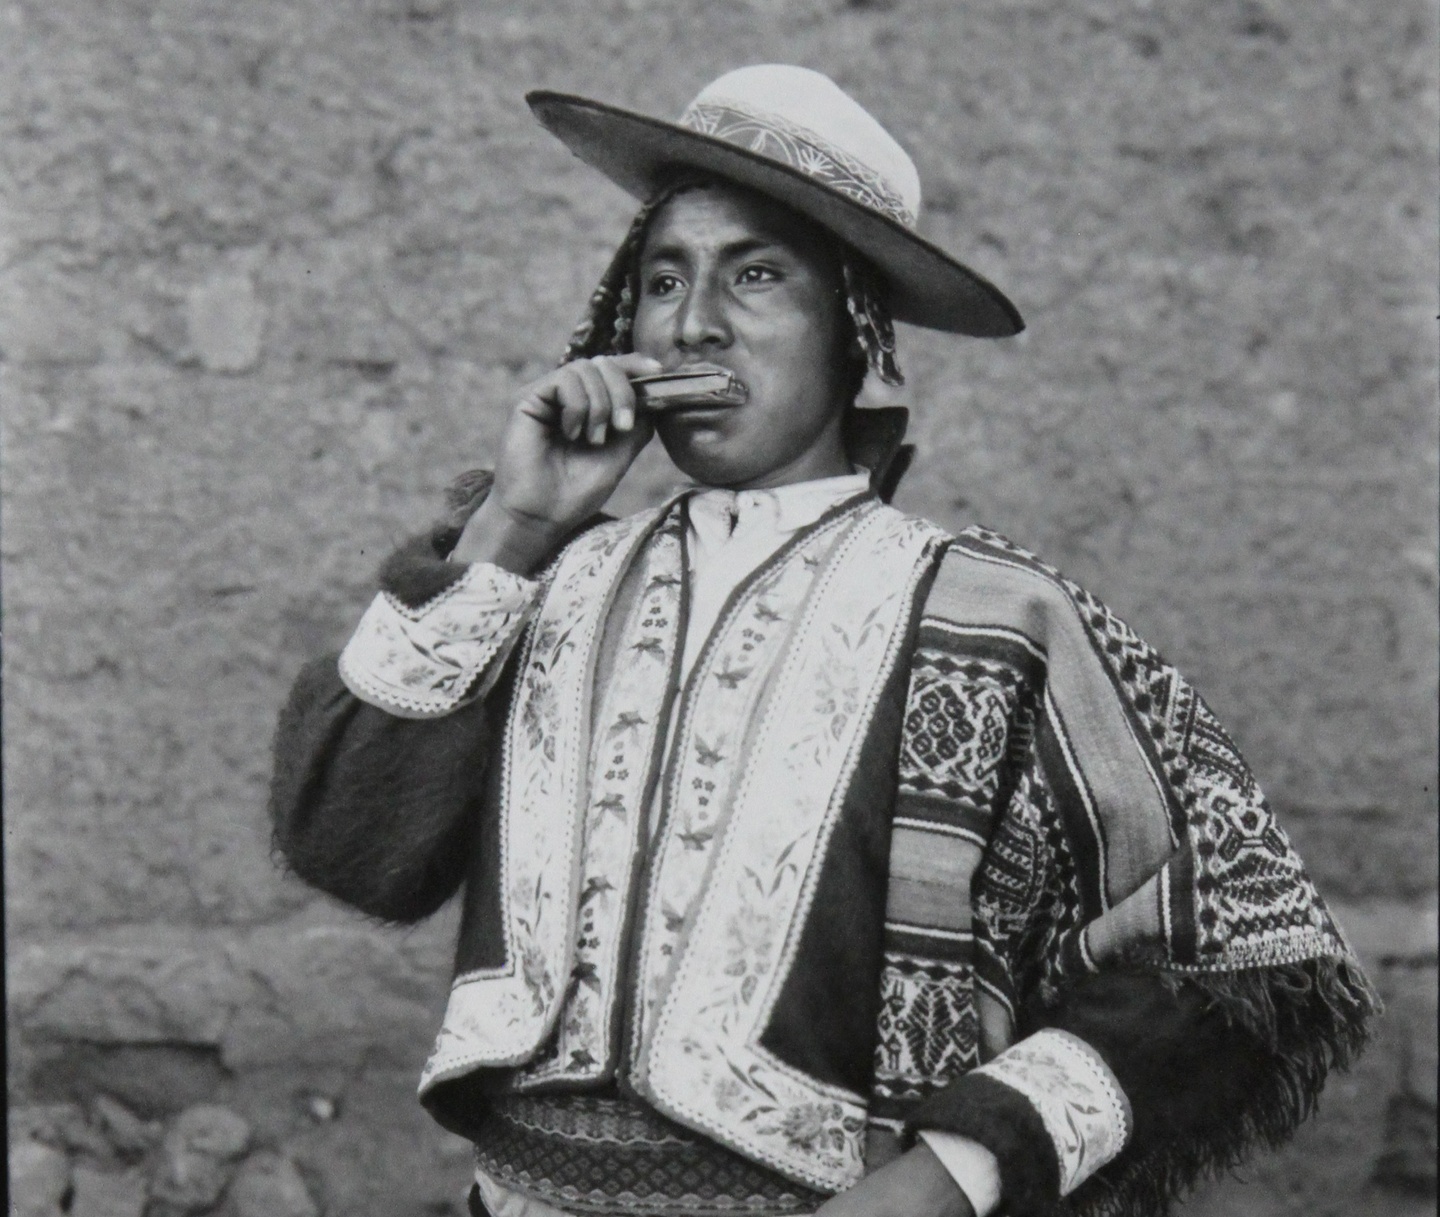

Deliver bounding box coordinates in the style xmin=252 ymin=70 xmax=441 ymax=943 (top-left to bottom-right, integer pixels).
xmin=257 ymin=1065 xmax=476 ymax=1217
xmin=1382 ymin=965 xmax=1439 ymax=1107
xmin=8 ymin=909 xmax=456 ymax=1076
xmin=1406 ymin=1013 xmax=1437 ymax=1111
xmin=185 ymin=272 xmax=265 ymax=373
xmin=8 ymin=1103 xmax=78 ymax=1147
xmin=148 ymin=1105 xmax=252 ymax=1215
xmin=27 ymin=1043 xmax=229 ymax=1123
xmin=222 ymin=1152 xmax=320 ymax=1217
xmin=8 ymin=1138 xmax=72 ymax=1217
xmin=69 ymin=1165 xmax=148 ymax=1217
xmin=166 ymin=1105 xmax=252 ymax=1161
xmin=91 ymin=1095 xmax=161 ymax=1158
xmin=10 ymin=1101 xmax=116 ymax=1162
xmin=9 ymin=932 xmax=242 ymax=1047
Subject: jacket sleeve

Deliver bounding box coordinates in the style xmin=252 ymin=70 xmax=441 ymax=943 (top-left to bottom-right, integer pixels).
xmin=899 ymin=531 xmax=1379 ymax=1217
xmin=269 ymin=471 xmax=540 ymax=923
xmin=905 ymin=961 xmax=1374 ymax=1217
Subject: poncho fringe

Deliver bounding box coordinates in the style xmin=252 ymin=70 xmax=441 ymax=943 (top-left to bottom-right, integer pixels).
xmin=1066 ymin=957 xmax=1381 ymax=1217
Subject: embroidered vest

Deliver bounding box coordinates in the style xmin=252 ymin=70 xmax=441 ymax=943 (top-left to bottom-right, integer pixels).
xmin=420 ymin=495 xmax=949 ymax=1191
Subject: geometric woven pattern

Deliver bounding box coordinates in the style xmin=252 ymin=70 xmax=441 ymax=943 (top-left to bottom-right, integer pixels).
xmin=961 ymin=525 xmax=1349 ymax=972
xmin=1179 ymin=693 xmax=1336 ymax=965
xmin=899 ymin=650 xmax=1034 ymax=807
xmin=475 ymin=1091 xmax=825 ymax=1216
xmin=1060 ymin=570 xmax=1342 ymax=969
xmin=1029 ymin=786 xmax=1086 ymax=1000
xmin=872 ymin=954 xmax=979 ymax=1104
xmin=973 ymin=770 xmax=1054 ymax=994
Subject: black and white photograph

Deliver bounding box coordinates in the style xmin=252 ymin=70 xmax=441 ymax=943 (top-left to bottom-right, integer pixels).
xmin=4 ymin=3 xmax=1437 ymax=1216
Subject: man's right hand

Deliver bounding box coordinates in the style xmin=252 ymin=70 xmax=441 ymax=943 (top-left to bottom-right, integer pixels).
xmin=451 ymin=353 xmax=662 ymax=573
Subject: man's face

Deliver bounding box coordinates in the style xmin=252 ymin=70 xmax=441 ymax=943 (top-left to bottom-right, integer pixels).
xmin=631 ymin=183 xmax=856 ymax=489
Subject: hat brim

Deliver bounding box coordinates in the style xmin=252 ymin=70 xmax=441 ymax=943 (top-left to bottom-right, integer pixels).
xmin=526 ymin=91 xmax=1024 ymax=338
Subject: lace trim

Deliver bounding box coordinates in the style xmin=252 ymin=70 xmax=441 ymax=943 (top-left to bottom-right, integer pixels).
xmin=338 ymin=563 xmax=538 ymax=719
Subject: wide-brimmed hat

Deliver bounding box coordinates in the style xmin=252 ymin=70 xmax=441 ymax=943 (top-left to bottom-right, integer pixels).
xmin=527 ymin=65 xmax=1023 ymax=338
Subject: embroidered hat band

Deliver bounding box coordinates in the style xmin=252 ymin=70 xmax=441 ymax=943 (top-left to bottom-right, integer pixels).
xmin=678 ymin=75 xmax=919 ymax=228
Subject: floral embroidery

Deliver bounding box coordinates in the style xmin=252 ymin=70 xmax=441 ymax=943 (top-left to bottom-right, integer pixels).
xmin=517 ymin=516 xmax=686 ymax=1088
xmin=974 ymin=1028 xmax=1131 ymax=1195
xmin=520 ymin=673 xmax=558 ymax=762
xmin=339 ymin=563 xmax=538 ymax=718
xmin=420 ymin=507 xmax=668 ymax=1092
xmin=771 ymin=1103 xmax=865 ymax=1156
xmin=632 ymin=516 xmax=850 ymax=1060
xmin=639 ymin=507 xmax=947 ymax=1192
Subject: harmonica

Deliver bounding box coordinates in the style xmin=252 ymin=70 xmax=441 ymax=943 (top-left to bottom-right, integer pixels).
xmin=631 ymin=366 xmax=749 ymax=410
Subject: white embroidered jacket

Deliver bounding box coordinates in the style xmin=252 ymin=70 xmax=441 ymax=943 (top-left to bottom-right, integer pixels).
xmin=338 ymin=484 xmax=1130 ymax=1203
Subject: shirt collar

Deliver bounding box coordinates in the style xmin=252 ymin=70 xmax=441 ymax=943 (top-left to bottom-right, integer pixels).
xmin=686 ymin=470 xmax=872 ymax=537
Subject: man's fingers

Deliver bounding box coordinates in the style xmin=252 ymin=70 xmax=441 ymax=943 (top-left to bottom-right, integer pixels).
xmin=594 ymin=357 xmax=639 ymax=432
xmin=553 ymin=372 xmax=593 ymax=442
xmin=570 ymin=361 xmax=614 ymax=445
xmin=518 ymin=355 xmax=661 ymax=443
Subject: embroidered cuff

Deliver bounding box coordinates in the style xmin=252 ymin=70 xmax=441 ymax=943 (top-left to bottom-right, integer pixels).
xmin=917 ymin=1131 xmax=1002 ymax=1217
xmin=974 ymin=1028 xmax=1132 ymax=1196
xmin=339 ymin=562 xmax=538 ymax=719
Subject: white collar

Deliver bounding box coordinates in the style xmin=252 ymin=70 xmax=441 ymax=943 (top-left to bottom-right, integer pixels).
xmin=685 ymin=470 xmax=871 ymax=537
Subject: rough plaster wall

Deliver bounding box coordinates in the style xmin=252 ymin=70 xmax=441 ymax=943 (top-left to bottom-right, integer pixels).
xmin=2 ymin=0 xmax=1435 ymax=1214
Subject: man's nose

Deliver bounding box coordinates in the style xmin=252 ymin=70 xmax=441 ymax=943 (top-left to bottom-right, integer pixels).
xmin=675 ymin=275 xmax=732 ymax=350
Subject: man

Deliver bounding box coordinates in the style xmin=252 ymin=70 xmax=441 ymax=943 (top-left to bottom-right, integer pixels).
xmin=270 ymin=66 xmax=1376 ymax=1217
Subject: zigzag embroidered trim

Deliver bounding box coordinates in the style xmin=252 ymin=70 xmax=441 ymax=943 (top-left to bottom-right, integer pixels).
xmin=680 ymin=98 xmax=918 ymax=228
xmin=973 ymin=1028 xmax=1132 ymax=1195
xmin=338 ymin=564 xmax=539 ymax=718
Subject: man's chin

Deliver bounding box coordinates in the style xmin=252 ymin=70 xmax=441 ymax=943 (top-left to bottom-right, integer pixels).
xmin=659 ymin=427 xmax=764 ymax=489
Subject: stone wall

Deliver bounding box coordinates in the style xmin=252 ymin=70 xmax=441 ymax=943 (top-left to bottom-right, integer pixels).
xmin=4 ymin=0 xmax=1435 ymax=1214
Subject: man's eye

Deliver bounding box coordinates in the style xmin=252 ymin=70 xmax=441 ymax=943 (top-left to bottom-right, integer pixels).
xmin=737 ymin=265 xmax=780 ymax=285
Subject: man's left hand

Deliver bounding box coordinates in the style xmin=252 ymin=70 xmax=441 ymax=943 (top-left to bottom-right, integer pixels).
xmin=813 ymin=1145 xmax=976 ymax=1217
